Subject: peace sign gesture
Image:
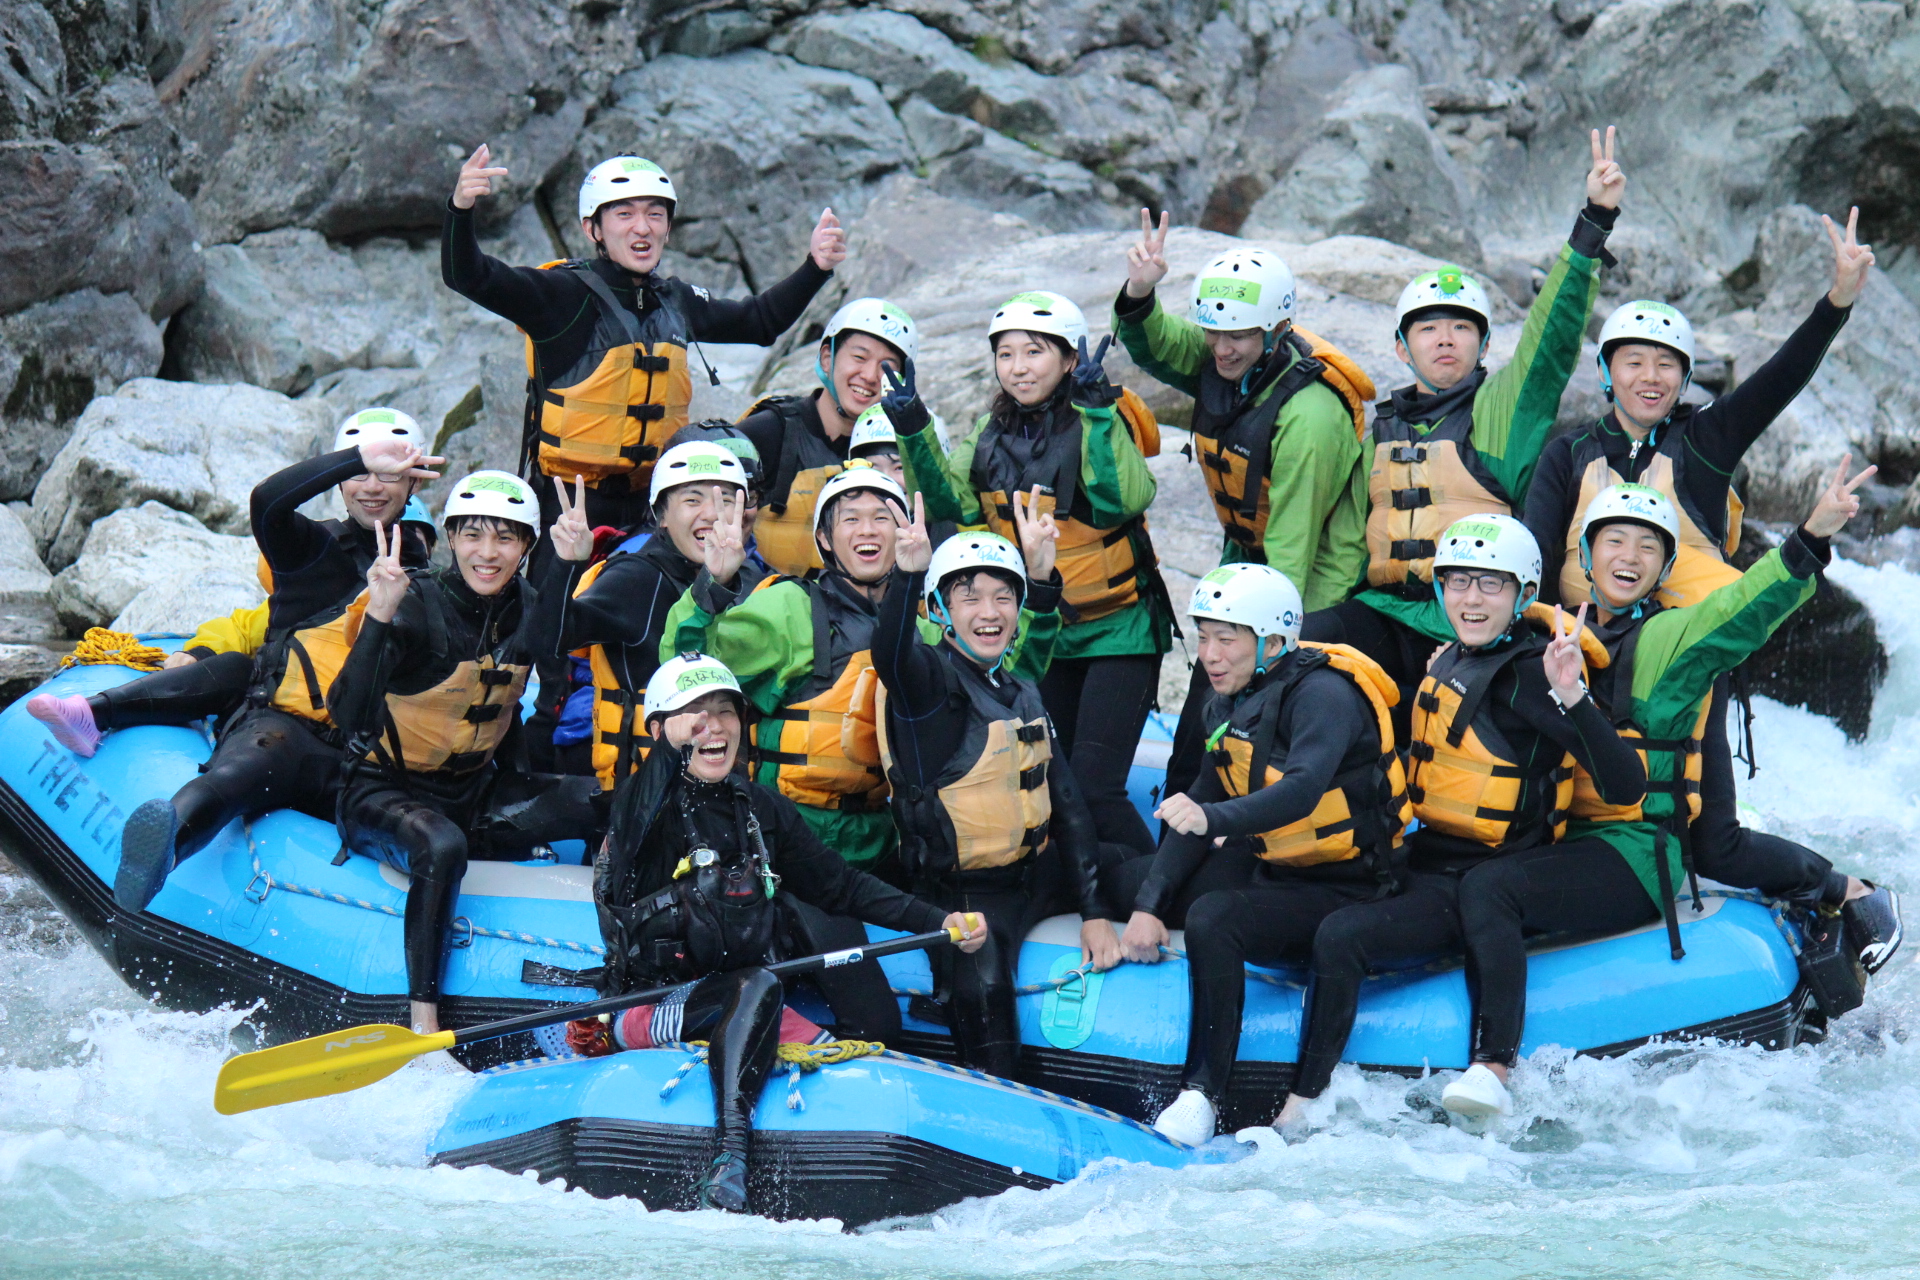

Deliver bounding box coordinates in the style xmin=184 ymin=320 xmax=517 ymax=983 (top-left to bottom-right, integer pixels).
xmin=1804 ymin=453 xmax=1877 ymax=538
xmin=365 ymin=520 xmax=411 ymax=624
xmin=1124 ymin=208 xmax=1170 ymax=299
xmin=1542 ymin=602 xmax=1589 ymax=708
xmin=452 ymin=143 xmax=509 ymax=211
xmin=1823 ymin=207 xmax=1875 ymax=308
xmin=703 ymin=484 xmax=748 ymax=584
xmin=1010 ymin=484 xmax=1058 ymax=582
xmin=885 ymin=492 xmax=930 ymax=574
xmin=1586 ymin=126 xmax=1625 ymax=210
xmin=551 ymin=475 xmax=594 ymax=563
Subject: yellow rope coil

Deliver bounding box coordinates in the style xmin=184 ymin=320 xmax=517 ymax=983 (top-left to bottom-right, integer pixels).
xmin=59 ymin=628 xmax=168 ymax=672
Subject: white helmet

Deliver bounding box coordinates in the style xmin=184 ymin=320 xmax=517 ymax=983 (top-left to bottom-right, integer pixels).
xmin=987 ymin=290 xmax=1088 ymax=351
xmin=442 ymin=470 xmax=538 ymax=534
xmin=578 ymin=156 xmax=678 ymax=222
xmin=334 ymin=406 xmax=424 ymax=455
xmin=823 ymin=297 xmax=918 ymax=365
xmin=1395 ymin=265 xmax=1492 ymax=335
xmin=1597 ymin=299 xmax=1695 ymax=369
xmin=648 ymin=440 xmax=748 ymax=509
xmin=1192 ymin=250 xmax=1298 ymax=332
xmin=848 ymin=405 xmax=898 ymax=457
xmin=810 ymin=462 xmax=908 ymax=541
xmin=926 ymin=531 xmax=1027 ymax=612
xmin=1190 ymin=563 xmax=1303 ymax=650
xmin=643 ymin=652 xmax=744 ymax=725
xmin=1579 ymin=482 xmax=1680 ymax=586
xmin=1432 ymin=513 xmax=1542 ymax=610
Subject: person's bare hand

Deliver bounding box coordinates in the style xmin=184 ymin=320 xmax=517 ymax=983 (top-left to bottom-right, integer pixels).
xmin=703 ymin=486 xmax=747 ymax=583
xmin=359 ymin=438 xmax=443 ymax=481
xmin=1824 ymin=207 xmax=1876 ymax=308
xmin=550 ymin=475 xmax=594 ymax=562
xmin=1125 ymin=208 xmax=1170 ymax=299
xmin=1586 ymin=126 xmax=1625 ymax=210
xmin=1011 ymin=485 xmax=1058 ymax=582
xmin=944 ymin=911 xmax=989 ymax=954
xmin=1804 ymin=453 xmax=1877 ymax=538
xmin=1543 ymin=603 xmax=1589 ymax=707
xmin=810 ymin=208 xmax=846 ymax=271
xmin=1119 ymin=910 xmax=1169 ymax=964
xmin=1080 ymin=918 xmax=1123 ymax=971
xmin=162 ymin=649 xmax=198 ymax=670
xmin=365 ymin=520 xmax=410 ymax=623
xmin=452 ymin=143 xmax=509 ymax=211
xmin=885 ymin=492 xmax=931 ymax=573
xmin=1155 ymin=791 xmax=1208 ymax=836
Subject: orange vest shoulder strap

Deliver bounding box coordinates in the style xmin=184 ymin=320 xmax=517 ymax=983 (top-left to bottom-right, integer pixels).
xmin=1115 ymin=388 xmax=1160 ymax=459
xmin=1291 ymin=326 xmax=1376 ymax=443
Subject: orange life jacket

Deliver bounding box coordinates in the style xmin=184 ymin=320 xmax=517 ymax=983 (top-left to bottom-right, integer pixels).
xmin=753 ymin=576 xmax=888 ymax=812
xmin=1365 ymin=377 xmax=1512 ymax=594
xmin=1559 ymin=439 xmax=1744 ymax=610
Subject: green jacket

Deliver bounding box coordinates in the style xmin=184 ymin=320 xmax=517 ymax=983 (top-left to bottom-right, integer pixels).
xmin=663 ymin=569 xmax=1062 ymax=866
xmin=1570 ymin=534 xmax=1824 ymax=904
xmin=898 ymin=398 xmax=1169 ymax=662
xmin=1359 ymin=219 xmax=1610 ymax=642
xmin=1112 ymin=294 xmax=1368 ymax=612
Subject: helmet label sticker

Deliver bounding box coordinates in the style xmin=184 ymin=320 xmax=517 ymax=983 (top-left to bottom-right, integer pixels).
xmin=620 ymin=158 xmax=666 ymax=175
xmin=676 ymin=666 xmax=726 ymax=691
xmin=1197 ymin=278 xmax=1261 ymax=304
xmin=1007 ymin=292 xmax=1057 ymax=309
xmin=462 ymin=475 xmax=529 ymax=501
xmin=1448 ymin=519 xmax=1503 ymax=542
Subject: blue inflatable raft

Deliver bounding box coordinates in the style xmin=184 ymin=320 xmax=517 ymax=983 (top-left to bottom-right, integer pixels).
xmin=0 ymin=657 xmax=1830 ymax=1221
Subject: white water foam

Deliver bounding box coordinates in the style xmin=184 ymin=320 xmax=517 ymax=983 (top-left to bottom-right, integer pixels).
xmin=4 ymin=563 xmax=1919 ymax=1279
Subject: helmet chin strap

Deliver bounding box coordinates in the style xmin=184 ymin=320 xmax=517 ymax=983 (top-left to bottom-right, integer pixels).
xmin=816 ymin=337 xmax=852 ymax=420
xmin=1251 ymin=634 xmax=1292 ymax=678
xmin=931 ymin=593 xmax=1006 ymax=673
xmin=1599 ymin=358 xmax=1691 ymax=438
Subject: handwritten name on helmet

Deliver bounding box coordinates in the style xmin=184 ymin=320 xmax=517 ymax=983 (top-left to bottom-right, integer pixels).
xmin=459 ymin=475 xmax=529 ymax=502
xmin=676 ymin=666 xmax=728 ymax=692
xmin=1197 ymin=277 xmax=1261 ymax=305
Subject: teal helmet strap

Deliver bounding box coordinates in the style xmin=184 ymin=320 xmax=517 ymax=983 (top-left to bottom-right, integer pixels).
xmin=931 ymin=590 xmax=1006 ymax=673
xmin=816 ymin=335 xmax=849 ymax=416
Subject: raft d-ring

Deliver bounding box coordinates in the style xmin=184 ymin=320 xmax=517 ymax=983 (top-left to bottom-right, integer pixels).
xmin=449 ymin=916 xmax=474 ymax=949
xmin=1055 ymin=965 xmax=1093 ymax=1003
xmin=242 ymin=871 xmax=272 ymax=904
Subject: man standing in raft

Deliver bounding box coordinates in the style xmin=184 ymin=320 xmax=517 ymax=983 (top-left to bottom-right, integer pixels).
xmin=1300 ymin=128 xmax=1627 ymax=737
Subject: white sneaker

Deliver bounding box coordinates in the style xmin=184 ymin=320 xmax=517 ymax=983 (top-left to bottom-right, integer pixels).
xmin=1153 ymin=1089 xmax=1217 ymax=1145
xmin=1440 ymin=1064 xmax=1512 ymax=1118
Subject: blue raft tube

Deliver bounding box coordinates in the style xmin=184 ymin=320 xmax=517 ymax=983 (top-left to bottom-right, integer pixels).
xmin=0 ymin=656 xmax=1838 ymax=1223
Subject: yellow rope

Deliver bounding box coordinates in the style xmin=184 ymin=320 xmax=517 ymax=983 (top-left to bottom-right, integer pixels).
xmin=681 ymin=1039 xmax=886 ymax=1073
xmin=58 ymin=628 xmax=167 ymax=672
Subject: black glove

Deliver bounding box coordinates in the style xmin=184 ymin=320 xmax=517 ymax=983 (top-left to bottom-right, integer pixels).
xmin=1068 ymin=335 xmax=1120 ymax=409
xmin=880 ymin=359 xmax=931 ymax=434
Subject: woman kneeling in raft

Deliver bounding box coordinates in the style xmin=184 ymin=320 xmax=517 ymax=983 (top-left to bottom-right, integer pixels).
xmin=1267 ymin=515 xmax=1648 ymax=1130
xmin=1112 ymin=563 xmax=1410 ymax=1147
xmin=330 ymin=473 xmax=603 ymax=1040
xmin=565 ymin=653 xmax=987 ymax=1214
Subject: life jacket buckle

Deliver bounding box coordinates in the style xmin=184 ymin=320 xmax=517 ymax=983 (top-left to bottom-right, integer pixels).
xmin=1390 ymin=486 xmax=1433 ymax=510
xmin=1388 ymin=444 xmax=1427 ymax=464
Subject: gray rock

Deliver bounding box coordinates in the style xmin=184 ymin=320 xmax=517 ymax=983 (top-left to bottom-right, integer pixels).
xmin=30 ymin=379 xmax=331 ymax=570
xmin=770 ymin=10 xmax=1000 ymax=111
xmin=899 ymin=96 xmax=986 ymax=164
xmin=50 ymin=501 xmax=258 ymax=631
xmin=0 ymin=643 xmax=56 ymax=688
xmin=924 ymin=128 xmax=1120 ymax=235
xmin=0 ymin=502 xmax=55 ymax=642
xmin=1227 ymin=18 xmax=1379 ymax=214
xmin=0 ymin=288 xmax=164 ymax=501
xmin=0 ymin=0 xmax=64 ymax=141
xmin=1243 ymin=65 xmax=1484 ymax=267
xmin=112 ymin=569 xmax=266 ymax=637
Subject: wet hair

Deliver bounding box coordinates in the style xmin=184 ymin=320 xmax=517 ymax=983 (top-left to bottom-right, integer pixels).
xmin=445 ymin=513 xmax=534 ymax=545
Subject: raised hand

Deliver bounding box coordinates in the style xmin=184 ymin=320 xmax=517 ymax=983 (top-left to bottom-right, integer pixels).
xmin=1804 ymin=453 xmax=1877 ymax=538
xmin=1069 ymin=334 xmax=1120 ymax=408
xmin=1824 ymin=207 xmax=1876 ymax=308
xmin=810 ymin=207 xmax=846 ymax=271
xmin=885 ymin=492 xmax=931 ymax=573
xmin=664 ymin=708 xmax=712 ymax=752
xmin=550 ymin=475 xmax=594 ymax=563
xmin=1542 ymin=602 xmax=1589 ymax=707
xmin=365 ymin=520 xmax=410 ymax=623
xmin=1586 ymin=126 xmax=1625 ymax=210
xmin=1011 ymin=484 xmax=1059 ymax=583
xmin=1155 ymin=790 xmax=1209 ymax=836
xmin=452 ymin=143 xmax=509 ymax=211
xmin=881 ymin=357 xmax=918 ymax=416
xmin=1124 ymin=208 xmax=1171 ymax=299
xmin=1119 ymin=910 xmax=1169 ymax=964
xmin=360 ymin=436 xmax=443 ymax=481
xmin=703 ymin=483 xmax=748 ymax=584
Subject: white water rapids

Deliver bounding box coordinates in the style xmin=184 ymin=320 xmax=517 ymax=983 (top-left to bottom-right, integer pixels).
xmin=4 ymin=557 xmax=1920 ymax=1278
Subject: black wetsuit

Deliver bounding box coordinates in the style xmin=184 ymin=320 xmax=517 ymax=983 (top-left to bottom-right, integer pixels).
xmin=329 ymin=569 xmax=600 ymax=1005
xmin=871 ymin=567 xmax=1112 ymax=1077
xmin=1295 ymin=629 xmax=1647 ymax=1095
xmin=594 ymin=742 xmax=949 ymax=1172
xmin=1117 ymin=650 xmax=1394 ymax=1105
xmin=111 ymin=451 xmax=434 ymax=869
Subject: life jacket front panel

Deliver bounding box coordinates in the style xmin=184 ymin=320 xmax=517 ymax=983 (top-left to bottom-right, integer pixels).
xmin=744 ymin=394 xmax=846 ymax=576
xmin=758 ymin=579 xmax=888 ymax=811
xmin=1558 ymin=443 xmax=1744 ymax=610
xmin=371 ymin=655 xmax=531 ymax=775
xmin=1365 ymin=394 xmax=1510 ymax=591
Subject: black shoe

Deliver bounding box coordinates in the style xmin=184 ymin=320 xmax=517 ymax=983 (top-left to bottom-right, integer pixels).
xmin=1844 ymin=884 xmax=1902 ymax=975
xmin=115 ymin=799 xmax=180 ymax=912
xmin=696 ymin=1151 xmax=749 ymax=1213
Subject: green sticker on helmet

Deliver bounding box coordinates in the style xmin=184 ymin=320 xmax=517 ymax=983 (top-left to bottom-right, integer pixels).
xmin=357 ymin=409 xmax=397 ymax=425
xmin=463 ymin=475 xmax=527 ymax=498
xmin=1201 ymin=566 xmax=1239 ymax=585
xmin=1616 ymin=483 xmax=1665 ymax=502
xmin=675 ymin=666 xmax=725 ymax=692
xmin=1197 ymin=277 xmax=1261 ymax=304
xmin=1437 ymin=267 xmax=1466 ymax=296
xmin=1448 ymin=519 xmax=1503 ymax=541
xmin=620 ymin=158 xmax=665 ymax=175
xmin=684 ymin=456 xmax=723 ymax=475
xmin=1007 ymin=292 xmax=1057 ymax=308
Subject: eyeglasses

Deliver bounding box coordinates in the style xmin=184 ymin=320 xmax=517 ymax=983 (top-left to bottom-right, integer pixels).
xmin=1436 ymin=570 xmax=1515 ymax=595
xmin=348 ymin=473 xmax=409 ymax=485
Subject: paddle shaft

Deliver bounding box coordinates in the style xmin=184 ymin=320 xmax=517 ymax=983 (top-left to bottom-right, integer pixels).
xmin=450 ymin=927 xmax=960 ymax=1047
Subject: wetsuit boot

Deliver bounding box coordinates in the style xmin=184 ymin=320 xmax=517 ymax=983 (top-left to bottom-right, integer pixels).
xmin=694 ymin=968 xmax=783 ymax=1214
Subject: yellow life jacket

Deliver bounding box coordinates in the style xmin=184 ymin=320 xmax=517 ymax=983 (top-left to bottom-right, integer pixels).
xmin=266 ymin=590 xmax=370 ymax=727
xmin=971 ymin=388 xmax=1161 ymax=624
xmin=574 ymin=551 xmax=656 ymax=791
xmin=362 ymin=579 xmax=530 ymax=775
xmin=741 ymin=393 xmax=846 ymax=576
xmin=1208 ymin=642 xmax=1410 ymax=869
xmin=1568 ymin=609 xmax=1709 ymax=825
xmin=1365 ymin=377 xmax=1513 ymax=593
xmin=1191 ymin=327 xmax=1375 ymax=552
xmin=1407 ymin=608 xmax=1609 ymax=850
xmin=753 ymin=576 xmax=887 ymax=812
xmin=523 ymin=261 xmax=692 ymax=488
xmin=876 ymin=670 xmax=1053 ymax=877
xmin=1558 ymin=439 xmax=1744 ymax=610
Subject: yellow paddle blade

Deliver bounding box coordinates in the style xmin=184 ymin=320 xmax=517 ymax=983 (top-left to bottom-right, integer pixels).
xmin=213 ymin=1023 xmax=457 ymax=1115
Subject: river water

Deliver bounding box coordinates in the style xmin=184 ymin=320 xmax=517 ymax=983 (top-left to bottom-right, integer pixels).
xmin=4 ymin=558 xmax=1919 ymax=1279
